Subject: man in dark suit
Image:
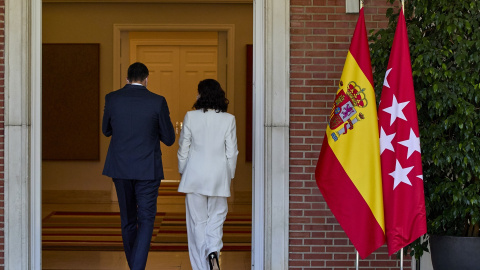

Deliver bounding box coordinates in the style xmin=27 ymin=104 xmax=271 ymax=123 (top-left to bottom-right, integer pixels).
xmin=102 ymin=62 xmax=175 ymax=270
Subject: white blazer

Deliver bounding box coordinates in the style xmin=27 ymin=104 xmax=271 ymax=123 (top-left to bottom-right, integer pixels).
xmin=177 ymin=109 xmax=239 ymax=197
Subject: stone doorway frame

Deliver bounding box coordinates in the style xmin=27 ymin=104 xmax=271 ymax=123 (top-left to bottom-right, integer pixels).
xmin=4 ymin=0 xmax=289 ymax=269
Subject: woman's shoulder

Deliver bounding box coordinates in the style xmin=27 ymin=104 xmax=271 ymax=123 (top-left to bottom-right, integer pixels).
xmin=185 ymin=109 xmax=204 ymax=116
xmin=183 ymin=109 xmax=205 ymax=121
xmin=223 ymin=112 xmax=235 ymax=120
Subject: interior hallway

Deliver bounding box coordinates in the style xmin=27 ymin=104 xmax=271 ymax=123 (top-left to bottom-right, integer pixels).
xmin=42 ymin=195 xmax=252 ymax=270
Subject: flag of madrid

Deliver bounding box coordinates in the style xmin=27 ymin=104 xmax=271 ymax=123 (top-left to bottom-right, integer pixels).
xmin=378 ymin=8 xmax=427 ymax=255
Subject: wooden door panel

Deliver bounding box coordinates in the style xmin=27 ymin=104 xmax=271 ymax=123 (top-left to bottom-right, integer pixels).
xmin=179 ymin=46 xmax=218 ymax=117
xmin=134 ymin=46 xmax=181 ymax=180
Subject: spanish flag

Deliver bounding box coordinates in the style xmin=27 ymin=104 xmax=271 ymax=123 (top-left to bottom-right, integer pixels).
xmin=315 ymin=8 xmax=385 ymax=259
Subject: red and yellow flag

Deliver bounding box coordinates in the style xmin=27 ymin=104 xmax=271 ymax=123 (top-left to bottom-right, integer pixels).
xmin=315 ymin=8 xmax=385 ymax=259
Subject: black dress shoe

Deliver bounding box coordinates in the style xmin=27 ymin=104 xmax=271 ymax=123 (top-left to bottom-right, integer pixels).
xmin=208 ymin=252 xmax=220 ymax=270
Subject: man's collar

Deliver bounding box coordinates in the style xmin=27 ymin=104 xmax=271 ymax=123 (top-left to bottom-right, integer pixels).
xmin=124 ymin=84 xmax=146 ymax=89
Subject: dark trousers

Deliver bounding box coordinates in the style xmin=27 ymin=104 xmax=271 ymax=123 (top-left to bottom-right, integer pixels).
xmin=113 ymin=178 xmax=161 ymax=270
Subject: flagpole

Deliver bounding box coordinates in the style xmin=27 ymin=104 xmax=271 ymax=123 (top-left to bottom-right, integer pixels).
xmin=399 ymin=6 xmax=406 ymax=269
xmin=356 ymin=250 xmax=359 ymax=270
xmin=400 ymin=248 xmax=404 ymax=270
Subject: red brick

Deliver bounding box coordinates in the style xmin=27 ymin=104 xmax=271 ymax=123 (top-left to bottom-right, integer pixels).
xmin=304 ymin=196 xmax=325 ymax=204
xmin=304 ymin=238 xmax=333 ymax=246
xmin=290 ymin=246 xmax=312 ymax=253
xmin=290 ymin=7 xmax=306 ymax=14
xmin=291 ymin=0 xmax=312 ymax=6
xmin=304 ymin=253 xmax=333 ymax=260
xmin=305 ymin=35 xmax=334 ymax=43
xmin=290 ymin=203 xmax=313 ymax=210
xmin=291 ymin=15 xmax=313 ymax=22
xmin=289 ymin=239 xmax=304 ymax=246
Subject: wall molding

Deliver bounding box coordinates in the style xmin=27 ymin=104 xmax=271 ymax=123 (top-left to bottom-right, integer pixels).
xmin=252 ymin=0 xmax=290 ymax=269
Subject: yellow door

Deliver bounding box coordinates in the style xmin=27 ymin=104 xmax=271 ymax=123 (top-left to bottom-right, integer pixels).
xmin=130 ymin=34 xmax=218 ymax=181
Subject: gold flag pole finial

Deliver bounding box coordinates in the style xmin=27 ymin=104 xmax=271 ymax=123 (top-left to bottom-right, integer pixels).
xmin=360 ymin=0 xmax=364 ymax=9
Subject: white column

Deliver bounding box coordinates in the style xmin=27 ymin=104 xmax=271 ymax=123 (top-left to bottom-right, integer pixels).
xmin=5 ymin=0 xmax=31 ymax=268
xmin=4 ymin=0 xmax=42 ymax=269
xmin=253 ymin=0 xmax=290 ymax=269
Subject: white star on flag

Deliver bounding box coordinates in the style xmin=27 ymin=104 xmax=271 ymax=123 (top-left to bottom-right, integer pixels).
xmin=384 ymin=68 xmax=392 ymax=88
xmin=380 ymin=127 xmax=395 ymax=154
xmin=417 ymin=175 xmax=423 ymax=181
xmin=390 ymin=159 xmax=413 ymax=190
xmin=382 ymin=94 xmax=410 ymax=126
xmin=398 ymin=128 xmax=421 ymax=158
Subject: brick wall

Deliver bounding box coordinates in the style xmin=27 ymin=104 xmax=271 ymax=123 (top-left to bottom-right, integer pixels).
xmin=289 ymin=0 xmax=412 ymax=269
xmin=0 ymin=0 xmax=4 ymax=268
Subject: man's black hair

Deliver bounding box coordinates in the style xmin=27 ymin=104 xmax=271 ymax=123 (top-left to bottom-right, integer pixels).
xmin=127 ymin=62 xmax=149 ymax=82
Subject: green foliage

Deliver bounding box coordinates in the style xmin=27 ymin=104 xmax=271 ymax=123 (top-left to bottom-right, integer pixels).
xmin=370 ymin=0 xmax=480 ymax=259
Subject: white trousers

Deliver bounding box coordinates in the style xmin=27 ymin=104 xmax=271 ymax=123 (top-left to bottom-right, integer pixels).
xmin=185 ymin=193 xmax=228 ymax=270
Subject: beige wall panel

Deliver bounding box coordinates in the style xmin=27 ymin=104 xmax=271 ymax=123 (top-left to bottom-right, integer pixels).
xmin=42 ymin=3 xmax=253 ymax=202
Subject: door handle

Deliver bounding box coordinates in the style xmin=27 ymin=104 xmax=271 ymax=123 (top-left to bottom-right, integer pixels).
xmin=175 ymin=122 xmax=183 ymax=135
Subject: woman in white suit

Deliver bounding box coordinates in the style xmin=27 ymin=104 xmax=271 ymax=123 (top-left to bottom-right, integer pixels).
xmin=177 ymin=79 xmax=238 ymax=270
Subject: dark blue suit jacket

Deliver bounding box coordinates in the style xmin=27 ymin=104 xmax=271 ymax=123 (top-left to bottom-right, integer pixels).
xmin=102 ymin=84 xmax=175 ymax=180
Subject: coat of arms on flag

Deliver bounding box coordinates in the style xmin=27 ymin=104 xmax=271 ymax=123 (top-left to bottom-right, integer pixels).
xmin=329 ymin=81 xmax=368 ymax=141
